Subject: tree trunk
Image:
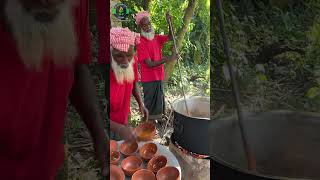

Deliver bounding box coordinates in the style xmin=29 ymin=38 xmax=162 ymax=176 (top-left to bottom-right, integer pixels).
xmin=164 ymin=0 xmax=198 ymax=81
xmin=143 ymin=0 xmax=152 ymax=11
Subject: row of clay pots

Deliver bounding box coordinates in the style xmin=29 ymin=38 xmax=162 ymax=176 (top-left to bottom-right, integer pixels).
xmin=110 ymin=141 xmax=158 ymax=164
xmin=110 ymin=122 xmax=156 ymax=151
xmin=111 ymin=164 xmax=180 ymax=180
xmin=110 ymin=122 xmax=157 ymax=163
xmin=110 ymin=141 xmax=180 ymax=180
xmin=110 ymin=122 xmax=179 ymax=179
xmin=121 ymin=155 xmax=167 ymax=176
xmin=112 ymin=141 xmax=171 ymax=174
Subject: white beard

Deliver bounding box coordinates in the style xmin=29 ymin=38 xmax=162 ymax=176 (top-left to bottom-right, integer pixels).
xmin=4 ymin=0 xmax=78 ymax=71
xmin=111 ymin=56 xmax=135 ymax=84
xmin=141 ymin=28 xmax=155 ymax=40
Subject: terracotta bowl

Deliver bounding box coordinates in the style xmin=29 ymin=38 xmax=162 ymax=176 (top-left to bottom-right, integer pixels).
xmin=110 ymin=140 xmax=118 ymax=151
xmin=135 ymin=122 xmax=156 ymax=141
xmin=110 ymin=164 xmax=125 ymax=180
xmin=156 ymin=166 xmax=180 ymax=180
xmin=120 ymin=140 xmax=138 ymax=156
xmin=110 ymin=151 xmax=121 ymax=165
xmin=147 ymin=155 xmax=167 ymax=173
xmin=139 ymin=142 xmax=158 ymax=161
xmin=121 ymin=156 xmax=143 ymax=176
xmin=132 ymin=169 xmax=156 ymax=180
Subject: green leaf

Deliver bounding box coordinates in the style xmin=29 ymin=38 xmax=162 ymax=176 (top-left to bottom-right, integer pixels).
xmin=206 ymin=88 xmax=210 ymax=94
xmin=257 ymin=74 xmax=267 ymax=82
xmin=306 ymin=87 xmax=320 ymax=99
xmin=133 ymin=5 xmax=140 ymax=13
xmin=206 ymin=0 xmax=210 ymax=9
xmin=309 ymin=22 xmax=320 ymax=44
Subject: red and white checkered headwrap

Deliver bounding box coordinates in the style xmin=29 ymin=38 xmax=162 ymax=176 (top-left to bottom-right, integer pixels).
xmin=135 ymin=11 xmax=150 ymax=25
xmin=110 ymin=27 xmax=140 ymax=52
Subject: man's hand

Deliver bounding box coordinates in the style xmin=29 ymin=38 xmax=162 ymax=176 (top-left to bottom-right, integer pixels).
xmin=94 ymin=139 xmax=109 ymax=177
xmin=139 ymin=104 xmax=149 ymax=121
xmin=167 ymin=53 xmax=178 ymax=62
xmin=119 ymin=125 xmax=137 ymax=142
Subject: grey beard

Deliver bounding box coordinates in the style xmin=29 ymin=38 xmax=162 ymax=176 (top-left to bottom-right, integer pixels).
xmin=141 ymin=28 xmax=155 ymax=40
xmin=4 ymin=0 xmax=77 ymax=71
xmin=111 ymin=56 xmax=135 ymax=84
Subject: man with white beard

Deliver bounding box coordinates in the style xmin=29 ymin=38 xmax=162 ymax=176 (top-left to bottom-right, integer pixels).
xmin=136 ymin=11 xmax=177 ymax=124
xmin=0 ymin=0 xmax=108 ymax=179
xmin=109 ymin=27 xmax=149 ymax=141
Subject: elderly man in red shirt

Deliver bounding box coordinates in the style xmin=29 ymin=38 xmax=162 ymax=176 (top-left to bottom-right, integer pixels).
xmin=109 ymin=27 xmax=149 ymax=141
xmin=0 ymin=0 xmax=108 ymax=179
xmin=136 ymin=11 xmax=177 ymax=124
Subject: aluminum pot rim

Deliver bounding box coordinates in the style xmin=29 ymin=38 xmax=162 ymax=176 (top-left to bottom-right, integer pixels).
xmin=172 ymin=96 xmax=210 ymax=120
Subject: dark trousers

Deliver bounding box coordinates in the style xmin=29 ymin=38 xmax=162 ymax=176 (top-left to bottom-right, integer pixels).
xmin=142 ymin=81 xmax=165 ymax=120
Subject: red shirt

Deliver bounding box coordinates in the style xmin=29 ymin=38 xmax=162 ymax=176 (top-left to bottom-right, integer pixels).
xmin=110 ymin=56 xmax=139 ymax=125
xmin=95 ymin=0 xmax=109 ymax=64
xmin=0 ymin=1 xmax=91 ymax=179
xmin=137 ymin=35 xmax=169 ymax=82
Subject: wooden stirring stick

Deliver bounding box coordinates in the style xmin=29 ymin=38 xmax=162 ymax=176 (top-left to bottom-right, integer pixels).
xmin=166 ymin=12 xmax=191 ymax=117
xmin=215 ymin=0 xmax=257 ymax=171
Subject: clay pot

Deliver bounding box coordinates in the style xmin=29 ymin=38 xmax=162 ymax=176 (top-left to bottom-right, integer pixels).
xmin=135 ymin=122 xmax=156 ymax=141
xmin=147 ymin=155 xmax=167 ymax=173
xmin=139 ymin=142 xmax=158 ymax=161
xmin=110 ymin=140 xmax=118 ymax=151
xmin=121 ymin=156 xmax=143 ymax=176
xmin=110 ymin=164 xmax=125 ymax=180
xmin=132 ymin=169 xmax=156 ymax=180
xmin=156 ymin=166 xmax=180 ymax=180
xmin=120 ymin=140 xmax=138 ymax=156
xmin=110 ymin=151 xmax=121 ymax=165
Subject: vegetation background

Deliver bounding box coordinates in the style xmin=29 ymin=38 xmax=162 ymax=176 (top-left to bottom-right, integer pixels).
xmin=211 ymin=0 xmax=320 ymax=117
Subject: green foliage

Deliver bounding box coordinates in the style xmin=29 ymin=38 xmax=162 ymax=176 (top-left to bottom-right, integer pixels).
xmin=212 ymin=0 xmax=320 ymax=112
xmin=306 ymin=87 xmax=320 ymax=99
xmin=308 ymin=18 xmax=320 ymax=45
xmin=122 ymin=0 xmax=210 ymax=95
xmin=122 ymin=0 xmax=210 ymax=64
xmin=305 ymin=18 xmax=320 ymax=101
xmin=168 ymin=62 xmax=210 ymax=96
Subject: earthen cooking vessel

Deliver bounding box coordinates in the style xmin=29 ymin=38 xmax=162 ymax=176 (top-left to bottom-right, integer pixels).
xmin=139 ymin=142 xmax=157 ymax=161
xmin=120 ymin=140 xmax=138 ymax=156
xmin=135 ymin=122 xmax=156 ymax=141
xmin=110 ymin=140 xmax=118 ymax=151
xmin=110 ymin=151 xmax=121 ymax=165
xmin=110 ymin=164 xmax=125 ymax=180
xmin=121 ymin=156 xmax=143 ymax=176
xmin=147 ymin=155 xmax=167 ymax=173
xmin=132 ymin=169 xmax=156 ymax=180
xmin=156 ymin=166 xmax=180 ymax=180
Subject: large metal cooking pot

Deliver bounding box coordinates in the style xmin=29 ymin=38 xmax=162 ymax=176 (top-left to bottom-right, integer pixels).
xmin=172 ymin=96 xmax=210 ymax=155
xmin=209 ymin=111 xmax=320 ymax=180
